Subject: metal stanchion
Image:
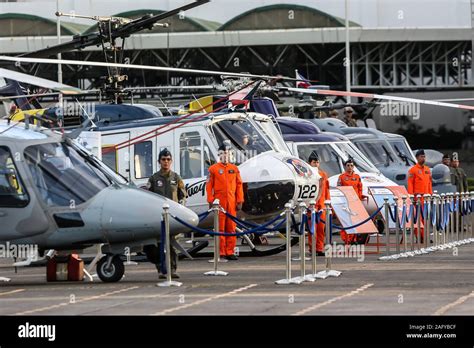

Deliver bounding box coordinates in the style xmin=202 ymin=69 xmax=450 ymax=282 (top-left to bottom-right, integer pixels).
xmin=440 ymin=194 xmax=447 ymax=247
xmin=316 ymin=200 xmax=341 ymax=278
xmin=448 ymin=193 xmax=454 ymax=246
xmin=470 ymin=192 xmax=474 ymax=241
xmin=455 ymin=192 xmax=460 ymax=244
xmin=433 ymin=195 xmax=440 ymax=250
xmin=414 ymin=196 xmax=422 ymax=254
xmin=409 ymin=194 xmax=415 ymax=253
xmin=305 ymin=200 xmax=319 ymax=282
xmin=205 ymin=199 xmax=228 ymax=276
xmin=292 ymin=199 xmax=310 ymax=262
xmin=424 ymin=194 xmax=432 ymax=252
xmin=393 ymin=197 xmax=400 ymax=254
xmin=384 ymin=197 xmax=390 ymax=257
xmin=276 ymin=202 xmax=300 ymax=284
xmin=461 ymin=192 xmax=466 ymax=242
xmin=157 ymin=204 xmax=182 ymax=287
xmin=402 ymin=195 xmax=408 ymax=253
xmin=294 ymin=202 xmax=311 ymax=283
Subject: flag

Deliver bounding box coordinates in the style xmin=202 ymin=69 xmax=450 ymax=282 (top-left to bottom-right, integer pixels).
xmin=295 ymin=70 xmax=311 ymax=89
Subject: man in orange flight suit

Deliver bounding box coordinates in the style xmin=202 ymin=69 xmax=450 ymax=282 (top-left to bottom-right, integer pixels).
xmin=307 ymin=151 xmax=329 ymax=256
xmin=407 ymin=149 xmax=432 ymax=243
xmin=206 ymin=143 xmax=244 ymax=260
xmin=337 ymin=159 xmax=364 ymax=244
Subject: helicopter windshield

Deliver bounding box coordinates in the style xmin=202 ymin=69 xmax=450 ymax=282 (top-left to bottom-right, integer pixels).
xmin=0 ymin=146 xmax=29 ymax=208
xmin=334 ymin=142 xmax=379 ymax=173
xmin=296 ymin=143 xmax=343 ymax=177
xmin=388 ymin=139 xmax=416 ymax=165
xmin=24 ymin=142 xmax=115 ymax=207
xmin=352 ymin=140 xmax=399 ymax=167
xmin=208 ymin=117 xmax=273 ymax=165
xmin=252 ymin=116 xmax=291 ymax=154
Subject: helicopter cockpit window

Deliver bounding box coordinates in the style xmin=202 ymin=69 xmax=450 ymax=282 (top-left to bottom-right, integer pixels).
xmin=335 ymin=142 xmax=379 ymax=173
xmin=24 ymin=142 xmax=110 ymax=207
xmin=389 ymin=139 xmax=415 ymax=165
xmin=203 ymin=139 xmax=216 ymax=173
xmin=354 ymin=141 xmax=396 ymax=167
xmin=134 ymin=141 xmax=153 ymax=179
xmin=209 ymin=119 xmax=272 ymax=165
xmin=180 ymin=132 xmax=202 ymax=180
xmin=297 ymin=144 xmax=342 ymax=177
xmin=0 ymin=146 xmax=29 ymax=208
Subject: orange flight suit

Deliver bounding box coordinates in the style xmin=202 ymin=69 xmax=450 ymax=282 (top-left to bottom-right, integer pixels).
xmin=337 ymin=172 xmax=363 ymax=244
xmin=407 ymin=164 xmax=432 ymax=242
xmin=206 ymin=162 xmax=244 ymax=257
xmin=308 ymin=169 xmax=330 ymax=252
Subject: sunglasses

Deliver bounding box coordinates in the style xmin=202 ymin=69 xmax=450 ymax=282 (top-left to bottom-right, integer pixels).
xmin=160 ymin=158 xmax=172 ymax=162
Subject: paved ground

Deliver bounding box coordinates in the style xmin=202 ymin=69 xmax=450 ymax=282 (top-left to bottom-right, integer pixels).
xmin=0 ymin=239 xmax=473 ymax=316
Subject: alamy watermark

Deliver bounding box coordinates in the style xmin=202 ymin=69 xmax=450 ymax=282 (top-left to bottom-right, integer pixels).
xmin=380 ymin=101 xmax=420 ymax=120
xmin=55 ymin=100 xmax=96 ymax=120
xmin=0 ymin=242 xmax=39 ymax=260
xmin=324 ymin=242 xmax=365 ymax=262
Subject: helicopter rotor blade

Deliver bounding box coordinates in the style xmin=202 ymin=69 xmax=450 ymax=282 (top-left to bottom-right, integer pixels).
xmin=283 ymin=87 xmax=474 ymax=111
xmin=0 ymin=55 xmax=304 ymax=83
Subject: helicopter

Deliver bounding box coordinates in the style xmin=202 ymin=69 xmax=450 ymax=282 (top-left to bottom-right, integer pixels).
xmin=0 ymin=118 xmax=199 ymax=283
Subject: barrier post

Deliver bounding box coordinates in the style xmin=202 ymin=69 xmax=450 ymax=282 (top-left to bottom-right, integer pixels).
xmin=306 ymin=200 xmax=318 ymax=281
xmin=384 ymin=197 xmax=390 ymax=256
xmin=402 ymin=195 xmax=408 ymax=253
xmin=415 ymin=195 xmax=422 ymax=253
xmin=157 ymin=204 xmax=182 ymax=287
xmin=441 ymin=194 xmax=447 ymax=246
xmin=424 ymin=194 xmax=431 ymax=251
xmin=455 ymin=192 xmax=460 ymax=243
xmin=205 ymin=199 xmax=228 ymax=276
xmin=409 ymin=194 xmax=415 ymax=252
xmin=394 ymin=196 xmax=400 ymax=254
xmin=276 ymin=202 xmax=297 ymax=284
xmin=468 ymin=192 xmax=474 ymax=242
xmin=316 ymin=200 xmax=341 ymax=278
xmin=461 ymin=192 xmax=466 ymax=241
xmin=448 ymin=193 xmax=454 ymax=245
xmin=433 ymin=194 xmax=440 ymax=249
xmin=295 ymin=201 xmax=310 ymax=283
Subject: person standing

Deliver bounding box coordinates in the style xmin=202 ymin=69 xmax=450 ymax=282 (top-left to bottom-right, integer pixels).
xmin=450 ymin=156 xmax=468 ymax=193
xmin=340 ymin=107 xmax=358 ymax=127
xmin=407 ymin=149 xmax=432 ymax=243
xmin=337 ymin=159 xmax=364 ymax=244
xmin=206 ymin=143 xmax=244 ymax=260
xmin=147 ymin=148 xmax=186 ymax=279
xmin=442 ymin=154 xmax=451 ymax=167
xmin=307 ymin=151 xmax=329 ymax=256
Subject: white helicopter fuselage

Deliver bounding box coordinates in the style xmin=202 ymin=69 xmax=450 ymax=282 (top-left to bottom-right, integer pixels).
xmin=79 ymin=112 xmax=319 ymax=224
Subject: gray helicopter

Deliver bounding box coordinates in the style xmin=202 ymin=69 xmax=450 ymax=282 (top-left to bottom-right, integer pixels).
xmin=0 ymin=119 xmax=198 ymax=282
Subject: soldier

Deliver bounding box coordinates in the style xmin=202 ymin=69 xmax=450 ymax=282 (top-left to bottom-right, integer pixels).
xmin=147 ymin=148 xmax=186 ymax=279
xmin=206 ymin=143 xmax=244 ymax=260
xmin=442 ymin=154 xmax=451 ymax=167
xmin=340 ymin=106 xmax=358 ymax=127
xmin=407 ymin=149 xmax=432 ymax=243
xmin=307 ymin=151 xmax=329 ymax=256
xmin=450 ymin=156 xmax=468 ymax=193
xmin=337 ymin=159 xmax=364 ymax=244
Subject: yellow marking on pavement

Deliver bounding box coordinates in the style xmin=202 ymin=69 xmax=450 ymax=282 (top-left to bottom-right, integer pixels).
xmin=0 ymin=289 xmax=25 ymax=296
xmin=434 ymin=290 xmax=474 ymax=315
xmin=15 ymin=286 xmax=139 ymax=315
xmin=152 ymin=283 xmax=258 ymax=315
xmin=292 ymin=283 xmax=374 ymax=316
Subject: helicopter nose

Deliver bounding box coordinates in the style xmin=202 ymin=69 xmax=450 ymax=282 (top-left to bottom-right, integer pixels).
xmin=84 ymin=186 xmax=198 ymax=243
xmin=238 ymin=152 xmax=298 ymax=218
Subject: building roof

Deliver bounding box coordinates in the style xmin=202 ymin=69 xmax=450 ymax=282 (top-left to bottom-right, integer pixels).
xmin=218 ymin=4 xmax=360 ymax=31
xmin=0 ymin=13 xmax=88 ymax=37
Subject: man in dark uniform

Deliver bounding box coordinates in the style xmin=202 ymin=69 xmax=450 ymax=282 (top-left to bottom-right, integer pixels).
xmin=147 ymin=148 xmax=186 ymax=279
xmin=450 ymin=155 xmax=468 ymax=193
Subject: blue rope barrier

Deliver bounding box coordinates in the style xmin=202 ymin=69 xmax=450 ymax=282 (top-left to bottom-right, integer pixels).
xmin=413 ymin=203 xmax=421 ymax=224
xmin=198 ymin=211 xmax=211 ymax=222
xmin=298 ymin=214 xmax=307 ymax=236
xmin=406 ymin=204 xmax=414 ymax=224
xmin=171 ymin=213 xmax=287 ymax=237
xmin=401 ymin=205 xmax=407 ymax=226
xmin=388 ymin=204 xmax=398 ymax=223
xmin=320 ymin=205 xmax=383 ymax=230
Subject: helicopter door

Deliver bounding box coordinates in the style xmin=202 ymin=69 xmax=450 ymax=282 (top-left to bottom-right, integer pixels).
xmin=102 ymin=132 xmax=131 ymax=181
xmin=176 ymin=130 xmax=209 ymax=209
